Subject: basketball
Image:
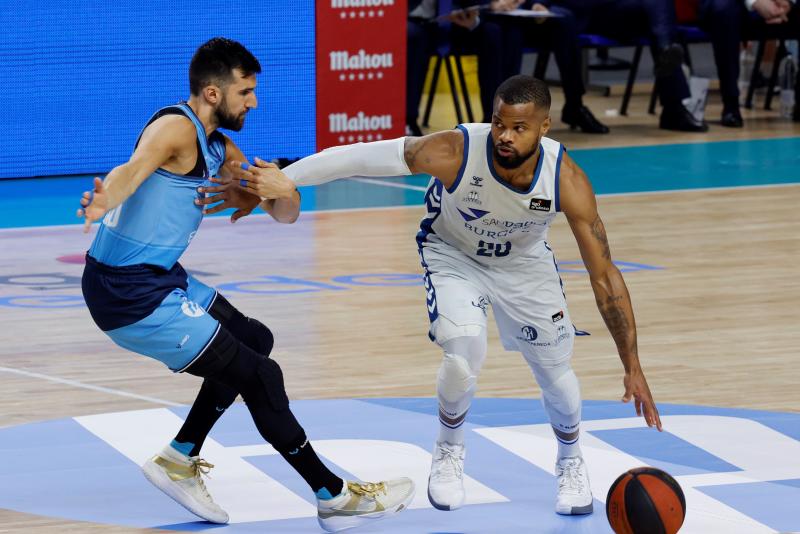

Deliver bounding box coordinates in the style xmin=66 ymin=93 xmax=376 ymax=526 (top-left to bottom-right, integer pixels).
xmin=606 ymin=467 xmax=686 ymax=534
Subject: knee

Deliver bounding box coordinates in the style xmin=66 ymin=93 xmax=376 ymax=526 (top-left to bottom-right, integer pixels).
xmin=438 ymin=352 xmax=478 ymax=402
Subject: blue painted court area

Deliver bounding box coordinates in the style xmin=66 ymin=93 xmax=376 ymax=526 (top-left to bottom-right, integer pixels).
xmin=1 ymin=137 xmax=798 ymax=229
xmin=0 ymin=399 xmax=798 ymax=533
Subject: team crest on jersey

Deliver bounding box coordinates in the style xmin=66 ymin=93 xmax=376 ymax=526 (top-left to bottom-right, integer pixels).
xmin=470 ymin=176 xmax=484 ymax=187
xmin=529 ymin=198 xmax=551 ymax=212
xmin=458 ymin=207 xmax=490 ymax=222
xmin=462 ymin=191 xmax=481 ymax=205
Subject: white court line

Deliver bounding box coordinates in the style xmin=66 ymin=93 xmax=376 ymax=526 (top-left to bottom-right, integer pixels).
xmin=0 ymin=181 xmax=797 ymax=234
xmin=0 ymin=366 xmax=181 ymax=407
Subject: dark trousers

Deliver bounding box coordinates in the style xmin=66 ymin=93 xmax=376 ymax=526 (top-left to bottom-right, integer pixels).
xmin=698 ymin=0 xmax=800 ymax=112
xmin=541 ymin=0 xmax=689 ymax=109
xmin=406 ymin=18 xmax=524 ymax=125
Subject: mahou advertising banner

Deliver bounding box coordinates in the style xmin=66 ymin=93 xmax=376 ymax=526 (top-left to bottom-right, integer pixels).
xmin=316 ymin=0 xmax=407 ymax=150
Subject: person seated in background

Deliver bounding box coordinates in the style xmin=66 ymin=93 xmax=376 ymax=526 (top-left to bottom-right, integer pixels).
xmin=691 ymin=0 xmax=800 ymax=127
xmin=407 ymin=0 xmax=525 ymax=134
xmin=529 ymin=0 xmax=709 ymax=132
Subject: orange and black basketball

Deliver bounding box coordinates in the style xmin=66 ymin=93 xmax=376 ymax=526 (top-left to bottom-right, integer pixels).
xmin=606 ymin=467 xmax=686 ymax=534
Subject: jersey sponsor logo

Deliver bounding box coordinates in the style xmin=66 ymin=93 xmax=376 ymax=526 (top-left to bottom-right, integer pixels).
xmin=552 ymin=310 xmax=564 ymax=322
xmin=462 ymin=191 xmax=481 ymax=205
xmin=329 ymin=50 xmax=394 ymax=71
xmin=458 ymin=207 xmax=490 ymax=222
xmin=529 ymin=198 xmax=551 ymax=212
xmin=469 ymin=176 xmax=484 ymax=187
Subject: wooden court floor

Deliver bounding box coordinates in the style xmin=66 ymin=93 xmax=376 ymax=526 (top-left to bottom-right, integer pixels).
xmin=1 ymin=89 xmax=799 ymax=532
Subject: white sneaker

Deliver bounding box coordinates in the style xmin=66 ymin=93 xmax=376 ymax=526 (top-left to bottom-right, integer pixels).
xmin=554 ymin=456 xmax=593 ymax=515
xmin=427 ymin=441 xmax=466 ymax=511
xmin=141 ymin=447 xmax=229 ymax=524
xmin=317 ymin=478 xmax=415 ymax=532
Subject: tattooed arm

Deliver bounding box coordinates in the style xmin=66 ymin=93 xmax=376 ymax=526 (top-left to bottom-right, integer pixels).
xmin=559 ymin=152 xmax=662 ymax=431
xmin=403 ymin=130 xmax=467 ymax=189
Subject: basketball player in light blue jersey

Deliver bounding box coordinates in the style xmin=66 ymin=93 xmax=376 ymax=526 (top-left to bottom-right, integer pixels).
xmin=77 ymin=38 xmax=414 ymax=532
xmin=209 ymin=75 xmax=663 ymax=519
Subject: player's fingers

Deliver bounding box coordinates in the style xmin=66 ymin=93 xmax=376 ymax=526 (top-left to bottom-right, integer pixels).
xmin=197 ymin=184 xmax=228 ymax=195
xmin=635 ymin=396 xmax=643 ymax=417
xmin=253 ymin=157 xmax=277 ymax=169
xmin=202 ymin=200 xmax=231 ymax=215
xmin=76 ymin=208 xmax=84 ymax=218
xmin=93 ymin=176 xmax=103 ymax=191
xmin=231 ymin=208 xmax=253 ymax=222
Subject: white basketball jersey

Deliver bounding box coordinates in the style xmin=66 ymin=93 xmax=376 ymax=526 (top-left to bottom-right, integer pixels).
xmin=417 ymin=123 xmax=565 ymax=267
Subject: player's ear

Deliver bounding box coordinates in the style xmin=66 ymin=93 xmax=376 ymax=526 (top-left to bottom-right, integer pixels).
xmin=540 ymin=115 xmax=551 ymax=136
xmin=203 ymin=84 xmax=221 ymax=106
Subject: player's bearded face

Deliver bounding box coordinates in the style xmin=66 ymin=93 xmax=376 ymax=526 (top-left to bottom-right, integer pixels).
xmin=493 ymin=136 xmax=538 ymax=169
xmin=215 ymin=92 xmax=246 ymax=131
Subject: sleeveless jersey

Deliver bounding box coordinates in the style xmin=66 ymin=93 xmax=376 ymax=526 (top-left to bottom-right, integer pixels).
xmin=88 ymin=103 xmax=226 ymax=269
xmin=417 ymin=123 xmax=565 ymax=267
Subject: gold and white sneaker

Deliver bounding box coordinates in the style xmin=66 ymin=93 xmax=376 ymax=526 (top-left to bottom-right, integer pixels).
xmin=317 ymin=478 xmax=415 ymax=532
xmin=141 ymin=446 xmax=229 ymax=524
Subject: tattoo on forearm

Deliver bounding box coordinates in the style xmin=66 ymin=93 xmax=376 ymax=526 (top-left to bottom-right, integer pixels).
xmin=404 ymin=138 xmax=432 ymax=167
xmin=597 ymin=294 xmax=635 ymax=353
xmin=591 ymin=215 xmax=611 ymax=259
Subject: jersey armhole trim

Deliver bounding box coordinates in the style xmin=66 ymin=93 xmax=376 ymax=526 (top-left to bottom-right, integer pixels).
xmin=445 ymin=125 xmax=470 ymax=194
xmin=554 ymin=143 xmax=565 ymax=212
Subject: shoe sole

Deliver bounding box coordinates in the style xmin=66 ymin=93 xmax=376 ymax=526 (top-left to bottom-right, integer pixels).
xmin=556 ymin=502 xmax=594 ymax=515
xmin=427 ymin=479 xmax=465 ymax=511
xmin=317 ymin=485 xmax=416 ymax=533
xmin=141 ymin=461 xmax=229 ymax=524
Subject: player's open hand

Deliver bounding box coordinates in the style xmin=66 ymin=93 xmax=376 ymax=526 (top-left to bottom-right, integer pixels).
xmin=623 ymin=368 xmax=662 ymax=431
xmin=196 ymin=176 xmax=261 ymax=223
xmin=227 ymin=157 xmax=297 ymax=200
xmin=76 ymin=177 xmax=108 ymax=233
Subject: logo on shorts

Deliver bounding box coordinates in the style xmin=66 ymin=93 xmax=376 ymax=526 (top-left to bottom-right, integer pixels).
xmin=180 ymin=299 xmax=205 ymax=318
xmin=554 ymin=325 xmax=570 ymax=346
xmin=529 ymin=198 xmax=551 ymax=212
xmin=470 ymin=176 xmax=484 ymax=187
xmin=552 ymin=310 xmax=564 ymax=322
xmin=521 ymin=325 xmax=538 ymax=341
xmin=471 ymin=296 xmax=489 ymax=316
xmin=176 ymin=334 xmax=190 ymax=349
xmin=463 ymin=190 xmax=481 ymax=205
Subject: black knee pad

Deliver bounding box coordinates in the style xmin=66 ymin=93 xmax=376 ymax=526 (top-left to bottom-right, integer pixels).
xmin=183 ymin=327 xmax=238 ymax=377
xmin=255 ymin=355 xmax=289 ymax=411
xmin=209 ymin=294 xmax=275 ymax=356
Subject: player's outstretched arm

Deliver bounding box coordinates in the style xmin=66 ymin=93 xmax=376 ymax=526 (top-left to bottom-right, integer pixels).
xmin=559 ymin=152 xmax=662 ymax=431
xmin=227 ymin=130 xmax=466 ymax=193
xmin=76 ymin=116 xmax=194 ymax=232
xmin=198 ymin=136 xmax=300 ymax=223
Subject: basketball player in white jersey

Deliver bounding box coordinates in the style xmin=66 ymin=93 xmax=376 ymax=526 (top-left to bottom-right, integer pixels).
xmin=203 ymin=74 xmax=662 ymax=516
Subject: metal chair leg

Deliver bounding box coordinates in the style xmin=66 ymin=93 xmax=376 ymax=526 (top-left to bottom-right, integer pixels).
xmin=745 ymin=40 xmax=765 ymax=110
xmin=444 ymin=55 xmax=464 ymax=124
xmin=422 ymin=55 xmax=443 ymax=128
xmin=621 ymin=45 xmax=643 ymax=116
xmin=764 ymin=40 xmax=787 ymax=111
xmin=454 ymin=55 xmax=474 ymax=123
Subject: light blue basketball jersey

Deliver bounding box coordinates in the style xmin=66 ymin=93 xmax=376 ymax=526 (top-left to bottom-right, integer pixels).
xmin=88 ymin=103 xmax=226 ymax=269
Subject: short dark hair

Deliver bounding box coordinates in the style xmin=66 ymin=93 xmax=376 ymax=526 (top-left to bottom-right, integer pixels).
xmin=189 ymin=37 xmax=261 ymax=96
xmin=494 ymin=75 xmax=551 ymax=110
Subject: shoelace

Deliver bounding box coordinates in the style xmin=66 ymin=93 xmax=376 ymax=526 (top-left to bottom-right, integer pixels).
xmin=347 ymin=481 xmax=387 ymax=498
xmin=432 ymin=445 xmax=464 ymax=480
xmin=190 ymin=458 xmax=215 ymax=499
xmin=557 ymin=459 xmax=585 ymax=495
